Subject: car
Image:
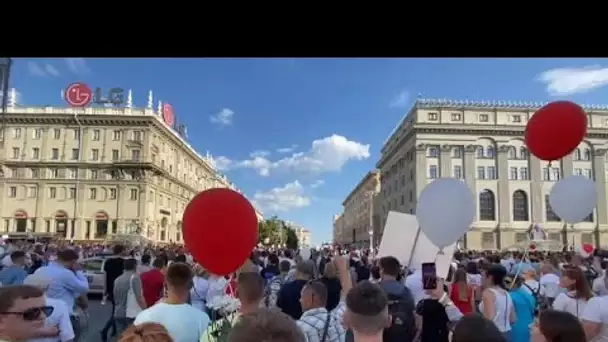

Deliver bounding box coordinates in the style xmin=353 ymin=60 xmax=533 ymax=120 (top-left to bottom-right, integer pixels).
xmin=80 ymin=257 xmax=106 ymax=295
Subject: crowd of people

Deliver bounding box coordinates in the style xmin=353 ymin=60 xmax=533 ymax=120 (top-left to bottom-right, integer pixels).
xmin=1 ymin=240 xmax=608 ymax=342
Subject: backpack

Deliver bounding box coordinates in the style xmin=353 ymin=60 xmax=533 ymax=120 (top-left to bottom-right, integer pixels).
xmin=383 ymin=288 xmax=417 ymax=342
xmin=264 ymin=275 xmax=285 ymax=308
xmin=522 ymin=283 xmax=541 ymax=315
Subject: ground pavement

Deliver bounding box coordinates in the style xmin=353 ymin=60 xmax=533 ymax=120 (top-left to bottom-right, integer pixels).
xmin=83 ymin=296 xmax=114 ymax=342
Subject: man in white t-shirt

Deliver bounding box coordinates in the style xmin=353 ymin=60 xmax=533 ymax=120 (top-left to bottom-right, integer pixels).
xmin=582 ymin=295 xmax=608 ymax=341
xmin=539 ymin=263 xmax=560 ymax=304
xmin=134 ymin=263 xmax=210 ymax=342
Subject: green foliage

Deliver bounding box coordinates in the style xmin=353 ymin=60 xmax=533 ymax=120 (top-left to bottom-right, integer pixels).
xmin=258 ymin=216 xmax=299 ymax=248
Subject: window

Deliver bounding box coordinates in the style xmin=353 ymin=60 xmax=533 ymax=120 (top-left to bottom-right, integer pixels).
xmin=542 ymin=167 xmax=550 ymax=181
xmin=508 ymin=147 xmax=517 ymax=159
xmin=428 ymin=147 xmax=439 ymax=158
xmin=30 ymin=168 xmax=39 ymax=178
xmin=548 ymin=233 xmax=561 ymax=242
xmin=479 ymin=190 xmax=496 ymax=221
xmin=584 ymin=149 xmax=592 ymax=161
xmin=451 ymin=113 xmax=461 ymax=121
xmin=133 ymin=131 xmax=142 ymax=141
xmin=481 ymin=232 xmax=494 ymax=249
xmin=583 ymin=169 xmax=592 ymax=179
xmin=453 ymin=165 xmax=462 ymax=179
xmin=49 ymin=187 xmax=56 ymax=199
xmin=130 ymin=189 xmax=138 ymax=200
xmin=519 ymin=147 xmax=528 ymax=159
xmin=510 ymin=167 xmax=518 ymax=180
xmin=519 ymin=167 xmax=529 ymax=180
xmin=11 ymin=147 xmax=19 ymax=159
xmin=12 ymin=128 xmax=21 ymax=139
xmin=479 ymin=114 xmax=489 ymax=122
xmin=515 ymin=233 xmax=527 ymax=243
xmin=31 ymin=148 xmax=40 ymax=159
xmin=512 ymin=115 xmax=521 ymax=123
xmin=92 ymin=129 xmax=100 ymax=141
xmin=53 ymin=128 xmax=61 ymax=139
xmin=551 ymin=168 xmax=561 ymax=181
xmin=71 ymin=149 xmax=79 ymax=160
xmin=7 ymin=187 xmax=16 ymax=198
xmin=476 ymin=147 xmax=484 ymax=158
xmin=27 ymin=187 xmax=36 ymax=198
xmin=113 ymin=130 xmax=121 ymax=141
xmin=49 ymin=168 xmax=58 ymax=178
xmin=428 ymin=165 xmax=438 ymax=179
xmin=68 ymin=188 xmax=76 ymax=199
xmin=51 ymin=148 xmax=59 ymax=160
xmin=112 ymin=150 xmax=119 ymax=161
xmin=486 ymin=146 xmax=495 ymax=158
xmin=512 ymin=190 xmax=529 ymax=221
xmin=487 ymin=166 xmax=496 ymax=179
xmin=131 ymin=149 xmax=141 ymax=161
xmin=574 ymin=149 xmax=581 ymax=161
xmin=89 ymin=188 xmax=97 ymax=200
xmin=81 ymin=259 xmax=103 ymax=272
xmin=477 ymin=166 xmax=485 ymax=179
xmin=91 ymin=149 xmax=99 ymax=161
xmin=90 ymin=170 xmax=98 ymax=179
xmin=109 ymin=188 xmax=117 ymax=199
xmin=67 ymin=168 xmax=77 ymax=179
xmin=582 ymin=233 xmax=594 ymax=245
xmin=32 ymin=128 xmax=41 ymax=139
xmin=574 ymin=168 xmax=582 ymax=176
xmin=427 ymin=112 xmax=438 ymax=121
xmin=452 ymin=147 xmax=462 ymax=158
xmin=73 ymin=129 xmax=80 ymax=140
xmin=9 ymin=168 xmax=17 ymax=178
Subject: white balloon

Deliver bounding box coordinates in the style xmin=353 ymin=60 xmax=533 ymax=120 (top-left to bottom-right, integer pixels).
xmin=416 ymin=178 xmax=476 ymax=249
xmin=549 ymin=175 xmax=597 ymax=223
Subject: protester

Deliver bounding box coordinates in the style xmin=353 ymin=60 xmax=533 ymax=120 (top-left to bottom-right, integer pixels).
xmin=479 ymin=264 xmax=516 ymax=340
xmin=114 ymin=258 xmax=147 ymax=336
xmin=508 ymin=275 xmax=536 ymax=342
xmin=276 ymin=261 xmax=315 ymax=320
xmin=141 ymin=258 xmax=167 ymax=308
xmin=134 ymin=262 xmax=210 ymax=342
xmin=100 ymin=244 xmax=128 ymax=341
xmin=0 ymin=285 xmax=52 ymax=341
xmin=319 ymin=261 xmax=342 ymax=311
xmin=533 ymin=309 xmax=586 ymax=342
xmin=0 ymin=251 xmax=28 ymax=285
xmin=227 ymin=309 xmax=305 ymax=342
xmin=190 ymin=264 xmax=209 ymax=312
xmin=343 ymin=281 xmax=389 ymax=342
xmin=450 ymin=268 xmax=475 ymax=315
xmin=119 ymin=323 xmax=174 ymax=342
xmin=451 ymin=314 xmax=507 ymax=342
xmin=552 ymin=266 xmax=593 ymax=318
xmin=264 ymin=260 xmax=290 ymax=309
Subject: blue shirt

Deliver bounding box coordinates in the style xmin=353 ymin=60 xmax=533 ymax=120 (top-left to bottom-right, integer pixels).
xmin=34 ymin=262 xmax=89 ymax=315
xmin=0 ymin=265 xmax=27 ymax=285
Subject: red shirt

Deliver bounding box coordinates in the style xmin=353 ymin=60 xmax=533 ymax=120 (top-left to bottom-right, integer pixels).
xmin=450 ymin=283 xmax=474 ymax=315
xmin=141 ymin=269 xmax=165 ymax=307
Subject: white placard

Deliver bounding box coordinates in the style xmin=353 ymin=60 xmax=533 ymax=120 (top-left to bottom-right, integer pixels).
xmin=377 ymin=211 xmax=455 ymax=278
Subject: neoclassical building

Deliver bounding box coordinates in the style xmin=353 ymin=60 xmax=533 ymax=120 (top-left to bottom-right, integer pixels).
xmin=336 ymin=170 xmax=380 ymax=247
xmin=376 ymin=98 xmax=608 ymax=250
xmin=0 ymin=89 xmax=261 ymax=242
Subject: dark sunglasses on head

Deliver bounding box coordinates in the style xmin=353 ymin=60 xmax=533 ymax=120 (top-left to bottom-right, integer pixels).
xmin=1 ymin=306 xmax=54 ymax=321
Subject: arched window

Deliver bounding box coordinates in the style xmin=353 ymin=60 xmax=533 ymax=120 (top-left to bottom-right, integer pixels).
xmin=479 ymin=190 xmax=496 ymax=221
xmin=574 ymin=149 xmax=581 ymax=160
xmin=487 ymin=146 xmax=495 ymax=158
xmin=584 ymin=148 xmax=592 ymax=161
xmin=519 ymin=147 xmax=528 ymax=159
xmin=545 ymin=195 xmax=560 ymax=222
xmin=476 ymin=146 xmax=484 ymax=158
xmin=513 ymin=190 xmax=529 ymax=221
xmin=508 ymin=146 xmax=516 ymax=159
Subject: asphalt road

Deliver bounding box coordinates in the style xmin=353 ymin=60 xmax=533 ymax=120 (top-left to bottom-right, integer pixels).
xmin=82 ymin=296 xmax=115 ymax=342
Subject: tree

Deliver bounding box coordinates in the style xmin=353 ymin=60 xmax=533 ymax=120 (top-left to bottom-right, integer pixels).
xmin=258 ymin=216 xmax=299 ymax=249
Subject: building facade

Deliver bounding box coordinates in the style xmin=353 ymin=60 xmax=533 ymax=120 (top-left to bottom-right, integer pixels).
xmin=376 ymin=98 xmax=608 ymax=250
xmin=332 ymin=213 xmax=344 ymax=244
xmin=338 ymin=170 xmax=381 ymax=247
xmin=0 ymin=91 xmax=261 ymax=242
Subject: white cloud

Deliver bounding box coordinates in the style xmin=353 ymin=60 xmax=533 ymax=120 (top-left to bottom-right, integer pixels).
xmin=252 ymin=181 xmax=311 ymax=212
xmin=28 ymin=62 xmax=60 ymax=77
xmin=389 ymin=89 xmax=410 ymax=108
xmin=250 ymin=150 xmax=270 ymax=158
xmin=64 ymin=58 xmax=90 ymax=75
xmin=310 ymin=180 xmax=325 ymax=188
xmin=277 ymin=144 xmax=298 ymax=154
xmin=214 ymin=134 xmax=370 ymax=176
xmin=210 ymin=108 xmax=234 ymax=127
xmin=537 ymin=65 xmax=608 ymax=96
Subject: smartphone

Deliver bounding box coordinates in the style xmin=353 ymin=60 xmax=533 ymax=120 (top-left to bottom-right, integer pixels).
xmin=421 ymin=262 xmax=437 ymax=290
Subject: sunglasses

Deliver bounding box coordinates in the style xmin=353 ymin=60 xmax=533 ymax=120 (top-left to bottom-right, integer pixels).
xmin=2 ymin=306 xmax=54 ymax=321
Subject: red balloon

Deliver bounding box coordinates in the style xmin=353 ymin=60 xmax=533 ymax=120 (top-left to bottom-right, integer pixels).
xmin=582 ymin=243 xmax=595 ymax=255
xmin=524 ymin=101 xmax=587 ymax=161
xmin=182 ymin=188 xmax=258 ymax=276
xmin=529 ymin=244 xmax=536 ymax=251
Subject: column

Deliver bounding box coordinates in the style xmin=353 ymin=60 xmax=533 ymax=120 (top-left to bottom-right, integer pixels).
xmin=561 ymin=155 xmax=574 ymax=177
xmin=594 ymin=149 xmax=608 ymax=226
xmin=415 ymin=144 xmax=427 ymax=198
xmin=35 ymin=183 xmax=47 ymax=233
xmin=117 ymin=184 xmax=126 ymax=230
xmin=463 ymin=145 xmax=476 ymax=194
xmin=440 ymin=145 xmax=452 ymax=178
xmin=529 ymin=155 xmax=543 ymax=223
xmin=497 ymin=145 xmax=511 ymax=223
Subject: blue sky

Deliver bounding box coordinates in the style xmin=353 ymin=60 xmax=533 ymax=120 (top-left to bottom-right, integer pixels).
xmin=10 ymin=58 xmax=608 ymax=244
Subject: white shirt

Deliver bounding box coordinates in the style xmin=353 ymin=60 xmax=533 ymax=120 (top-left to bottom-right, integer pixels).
xmin=539 ymin=273 xmax=561 ymax=298
xmin=593 ymin=277 xmax=608 ymax=297
xmin=582 ymin=296 xmax=608 ymax=342
xmin=552 ymin=292 xmax=589 ymax=318
xmin=134 ymin=303 xmax=210 ymax=342
xmin=479 ymin=288 xmax=514 ymax=333
xmin=522 ymin=279 xmax=540 ymax=295
xmin=28 ymin=297 xmax=74 ymax=342
xmin=206 ymin=277 xmax=228 ymax=303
